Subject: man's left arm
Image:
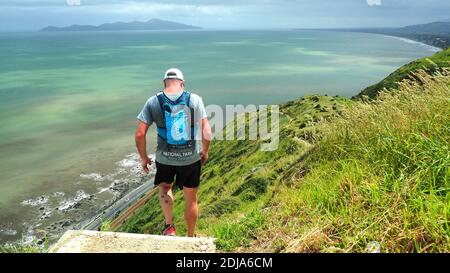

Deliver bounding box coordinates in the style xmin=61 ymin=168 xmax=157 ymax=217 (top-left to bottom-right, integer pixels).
xmin=200 ymin=117 xmax=212 ymax=165
xmin=196 ymin=95 xmax=211 ymax=165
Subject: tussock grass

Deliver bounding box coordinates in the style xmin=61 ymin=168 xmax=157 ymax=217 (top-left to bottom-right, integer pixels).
xmin=254 ymin=69 xmax=449 ymax=252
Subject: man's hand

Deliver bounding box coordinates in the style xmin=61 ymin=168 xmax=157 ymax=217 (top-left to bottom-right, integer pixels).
xmin=200 ymin=150 xmax=209 ymax=165
xmin=141 ymin=157 xmax=153 ymax=174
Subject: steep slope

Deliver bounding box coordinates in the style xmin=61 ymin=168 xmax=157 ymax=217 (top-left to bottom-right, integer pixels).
xmin=247 ymin=69 xmax=449 ymax=253
xmin=119 ymin=52 xmax=449 ymax=252
xmin=356 ymin=47 xmax=449 ymax=99
xmin=118 ymin=95 xmax=350 ymax=242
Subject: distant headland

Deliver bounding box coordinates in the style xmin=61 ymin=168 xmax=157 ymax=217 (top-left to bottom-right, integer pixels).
xmin=40 ymin=18 xmax=202 ymax=32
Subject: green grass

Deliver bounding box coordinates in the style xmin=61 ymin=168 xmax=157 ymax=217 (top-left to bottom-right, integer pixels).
xmin=356 ymin=47 xmax=449 ymax=99
xmin=99 ymin=220 xmax=113 ymax=232
xmin=213 ymin=210 xmax=267 ymax=252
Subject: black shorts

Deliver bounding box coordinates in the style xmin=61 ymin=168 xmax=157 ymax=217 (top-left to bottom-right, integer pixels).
xmin=154 ymin=160 xmax=201 ymax=189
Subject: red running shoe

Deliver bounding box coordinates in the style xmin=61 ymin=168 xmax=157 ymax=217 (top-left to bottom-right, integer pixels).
xmin=163 ymin=224 xmax=176 ymax=236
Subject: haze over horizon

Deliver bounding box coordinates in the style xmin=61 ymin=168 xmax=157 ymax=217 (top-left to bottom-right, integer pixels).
xmin=0 ymin=0 xmax=449 ymax=31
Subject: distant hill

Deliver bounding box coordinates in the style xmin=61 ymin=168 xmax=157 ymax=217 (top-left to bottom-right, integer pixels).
xmin=41 ymin=19 xmax=202 ymax=32
xmin=397 ymin=21 xmax=450 ymax=36
xmin=320 ymin=21 xmax=450 ymax=49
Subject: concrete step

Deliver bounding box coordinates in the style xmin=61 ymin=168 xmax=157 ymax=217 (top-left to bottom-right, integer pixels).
xmin=48 ymin=230 xmax=216 ymax=253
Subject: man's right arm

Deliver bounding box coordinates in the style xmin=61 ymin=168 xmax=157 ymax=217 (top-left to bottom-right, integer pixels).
xmin=136 ymin=98 xmax=154 ymax=173
xmin=135 ymin=121 xmax=152 ymax=174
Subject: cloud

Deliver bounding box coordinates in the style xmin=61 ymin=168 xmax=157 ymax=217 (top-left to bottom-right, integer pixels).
xmin=367 ymin=0 xmax=382 ymax=6
xmin=100 ymin=2 xmax=236 ymax=17
xmin=66 ymin=0 xmax=81 ymax=6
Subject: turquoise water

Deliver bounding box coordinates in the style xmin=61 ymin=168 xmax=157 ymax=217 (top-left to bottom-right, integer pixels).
xmin=0 ymin=30 xmax=436 ymax=242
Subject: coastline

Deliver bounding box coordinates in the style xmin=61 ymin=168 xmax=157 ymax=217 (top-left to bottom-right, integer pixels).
xmin=74 ymin=177 xmax=156 ymax=231
xmin=379 ymin=34 xmax=442 ymax=52
xmin=66 ymin=153 xmax=157 ymax=239
xmin=311 ymin=28 xmax=448 ymax=51
xmin=4 ymin=153 xmax=157 ymax=246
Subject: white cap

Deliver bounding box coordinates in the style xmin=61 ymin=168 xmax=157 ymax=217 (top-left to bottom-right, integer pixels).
xmin=164 ymin=68 xmax=184 ymax=82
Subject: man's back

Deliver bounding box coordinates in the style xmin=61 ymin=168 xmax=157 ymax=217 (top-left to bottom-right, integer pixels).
xmin=137 ymin=91 xmax=207 ymax=166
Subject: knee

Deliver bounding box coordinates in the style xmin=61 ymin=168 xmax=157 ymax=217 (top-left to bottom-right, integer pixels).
xmin=159 ymin=185 xmax=173 ymax=202
xmin=185 ymin=195 xmax=198 ymax=208
xmin=159 ymin=184 xmax=172 ymax=194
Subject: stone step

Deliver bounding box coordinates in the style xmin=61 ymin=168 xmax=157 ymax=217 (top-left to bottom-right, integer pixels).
xmin=48 ymin=230 xmax=216 ymax=253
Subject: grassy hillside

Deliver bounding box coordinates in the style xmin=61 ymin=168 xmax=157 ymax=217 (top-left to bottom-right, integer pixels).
xmin=356 ymin=47 xmax=449 ymax=99
xmin=119 ymin=94 xmax=351 ymax=240
xmin=250 ymin=70 xmax=449 ymax=252
xmin=119 ymin=63 xmax=449 ymax=252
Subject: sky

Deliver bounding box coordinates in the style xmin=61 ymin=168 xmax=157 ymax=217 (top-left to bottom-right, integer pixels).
xmin=0 ymin=0 xmax=449 ymax=31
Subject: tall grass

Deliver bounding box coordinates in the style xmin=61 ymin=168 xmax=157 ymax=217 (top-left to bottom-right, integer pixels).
xmin=318 ymin=69 xmax=449 ymax=193
xmin=256 ymin=69 xmax=449 ymax=252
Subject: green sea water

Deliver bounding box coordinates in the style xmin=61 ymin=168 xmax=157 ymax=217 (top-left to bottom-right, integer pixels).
xmin=0 ymin=30 xmax=437 ymax=242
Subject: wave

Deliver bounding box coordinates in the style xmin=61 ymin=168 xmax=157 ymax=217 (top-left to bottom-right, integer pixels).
xmin=382 ymin=35 xmax=442 ymax=52
xmin=21 ymin=195 xmax=49 ymax=207
xmin=80 ymin=173 xmax=104 ymax=181
xmin=57 ymin=190 xmax=92 ymax=212
xmin=0 ymin=228 xmax=17 ymax=236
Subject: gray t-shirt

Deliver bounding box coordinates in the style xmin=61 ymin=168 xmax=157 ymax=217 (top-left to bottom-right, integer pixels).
xmin=137 ymin=91 xmax=207 ymax=166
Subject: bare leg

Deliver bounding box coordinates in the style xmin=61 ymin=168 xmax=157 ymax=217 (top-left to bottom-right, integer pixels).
xmin=159 ymin=183 xmax=174 ymax=225
xmin=183 ymin=187 xmax=198 ymax=237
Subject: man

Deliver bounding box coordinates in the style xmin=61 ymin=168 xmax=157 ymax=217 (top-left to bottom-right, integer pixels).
xmin=135 ymin=68 xmax=211 ymax=237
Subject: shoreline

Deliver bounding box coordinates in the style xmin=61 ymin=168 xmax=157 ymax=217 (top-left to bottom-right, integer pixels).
xmin=74 ymin=178 xmax=156 ymax=231
xmin=379 ymin=34 xmax=442 ymax=52
xmin=2 ymin=153 xmax=156 ymax=246
xmin=309 ymin=28 xmax=447 ymax=52
xmin=63 ymin=153 xmax=157 ymax=239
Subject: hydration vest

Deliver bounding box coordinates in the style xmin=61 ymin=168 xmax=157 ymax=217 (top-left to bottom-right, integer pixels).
xmin=156 ymin=91 xmax=195 ymax=147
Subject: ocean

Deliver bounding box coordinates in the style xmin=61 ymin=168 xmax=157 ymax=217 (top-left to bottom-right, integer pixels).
xmin=0 ymin=29 xmax=438 ymax=243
